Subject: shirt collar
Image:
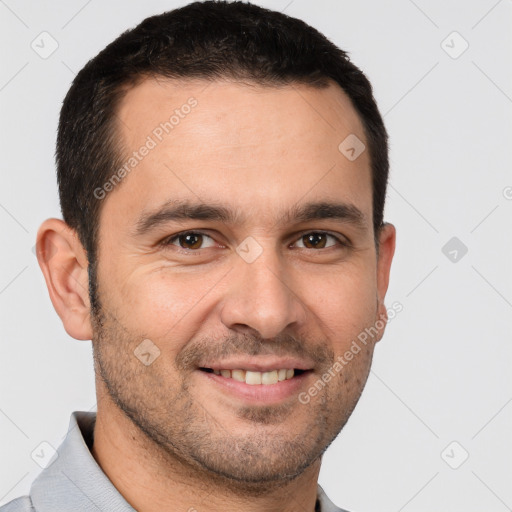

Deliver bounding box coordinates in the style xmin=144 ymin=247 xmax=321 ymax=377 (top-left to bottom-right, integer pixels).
xmin=30 ymin=411 xmax=342 ymax=512
xmin=30 ymin=411 xmax=135 ymax=512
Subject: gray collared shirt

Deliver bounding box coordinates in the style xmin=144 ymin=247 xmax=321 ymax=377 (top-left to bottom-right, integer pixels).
xmin=1 ymin=411 xmax=348 ymax=512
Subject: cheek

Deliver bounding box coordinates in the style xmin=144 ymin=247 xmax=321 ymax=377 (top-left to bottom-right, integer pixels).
xmin=111 ymin=267 xmax=224 ymax=341
xmin=306 ymin=263 xmax=378 ymax=347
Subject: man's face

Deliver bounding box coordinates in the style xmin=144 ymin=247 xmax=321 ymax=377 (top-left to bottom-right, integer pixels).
xmin=91 ymin=78 xmax=392 ymax=484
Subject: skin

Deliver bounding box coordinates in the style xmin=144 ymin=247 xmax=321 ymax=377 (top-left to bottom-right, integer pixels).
xmin=37 ymin=78 xmax=395 ymax=512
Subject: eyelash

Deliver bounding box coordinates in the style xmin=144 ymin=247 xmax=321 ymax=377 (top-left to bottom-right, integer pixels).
xmin=159 ymin=230 xmax=350 ymax=254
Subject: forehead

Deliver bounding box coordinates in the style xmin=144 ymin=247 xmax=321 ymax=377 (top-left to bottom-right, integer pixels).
xmin=117 ymin=77 xmax=366 ymax=152
xmin=103 ymin=77 xmax=372 ymax=230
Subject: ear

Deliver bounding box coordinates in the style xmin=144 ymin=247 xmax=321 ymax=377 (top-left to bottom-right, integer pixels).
xmin=374 ymin=222 xmax=396 ymax=342
xmin=36 ymin=218 xmax=93 ymax=340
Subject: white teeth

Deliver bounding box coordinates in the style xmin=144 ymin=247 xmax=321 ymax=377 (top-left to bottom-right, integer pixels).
xmin=245 ymin=371 xmax=262 ymax=385
xmin=262 ymin=370 xmax=278 ymax=385
xmin=211 ymin=368 xmax=296 ymax=385
xmin=231 ymin=369 xmax=245 ymax=382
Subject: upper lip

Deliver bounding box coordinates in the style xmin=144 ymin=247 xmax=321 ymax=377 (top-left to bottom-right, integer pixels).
xmin=198 ymin=357 xmax=314 ymax=372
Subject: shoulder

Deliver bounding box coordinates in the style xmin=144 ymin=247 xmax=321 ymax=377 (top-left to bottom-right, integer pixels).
xmin=0 ymin=496 xmax=35 ymax=512
xmin=317 ymin=484 xmax=351 ymax=512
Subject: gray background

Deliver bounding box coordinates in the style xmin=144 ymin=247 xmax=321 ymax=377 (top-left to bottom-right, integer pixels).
xmin=1 ymin=1 xmax=511 ymax=510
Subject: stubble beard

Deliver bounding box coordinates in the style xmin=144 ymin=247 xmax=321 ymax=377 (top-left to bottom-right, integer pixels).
xmin=89 ymin=281 xmax=371 ymax=494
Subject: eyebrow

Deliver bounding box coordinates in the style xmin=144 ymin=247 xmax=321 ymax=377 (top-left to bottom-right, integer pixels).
xmin=133 ymin=199 xmax=368 ymax=236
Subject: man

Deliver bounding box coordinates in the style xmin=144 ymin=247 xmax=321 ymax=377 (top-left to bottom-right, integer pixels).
xmin=2 ymin=1 xmax=395 ymax=511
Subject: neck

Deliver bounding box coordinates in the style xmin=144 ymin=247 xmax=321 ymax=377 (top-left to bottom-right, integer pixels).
xmin=90 ymin=392 xmax=322 ymax=512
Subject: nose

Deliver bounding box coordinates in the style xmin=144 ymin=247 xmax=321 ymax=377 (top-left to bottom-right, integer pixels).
xmin=219 ymin=245 xmax=307 ymax=340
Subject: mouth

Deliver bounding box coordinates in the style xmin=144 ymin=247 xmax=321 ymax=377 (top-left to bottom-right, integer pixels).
xmin=196 ymin=356 xmax=315 ymax=403
xmin=199 ymin=367 xmax=308 ymax=386
xmin=197 ymin=364 xmax=314 ymax=403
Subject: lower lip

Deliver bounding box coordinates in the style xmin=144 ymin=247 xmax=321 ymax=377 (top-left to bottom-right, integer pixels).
xmin=197 ymin=370 xmax=313 ymax=404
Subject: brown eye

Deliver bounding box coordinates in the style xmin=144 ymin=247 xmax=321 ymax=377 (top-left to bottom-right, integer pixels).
xmin=302 ymin=233 xmax=327 ymax=249
xmin=295 ymin=232 xmax=342 ymax=249
xmin=178 ymin=233 xmax=203 ymax=249
xmin=164 ymin=232 xmax=216 ymax=250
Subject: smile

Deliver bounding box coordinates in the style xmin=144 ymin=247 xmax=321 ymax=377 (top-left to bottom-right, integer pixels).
xmin=199 ymin=368 xmax=305 ymax=385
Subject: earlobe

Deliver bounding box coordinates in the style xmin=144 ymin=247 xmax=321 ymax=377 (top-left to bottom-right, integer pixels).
xmin=374 ymin=222 xmax=396 ymax=342
xmin=36 ymin=218 xmax=93 ymax=340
